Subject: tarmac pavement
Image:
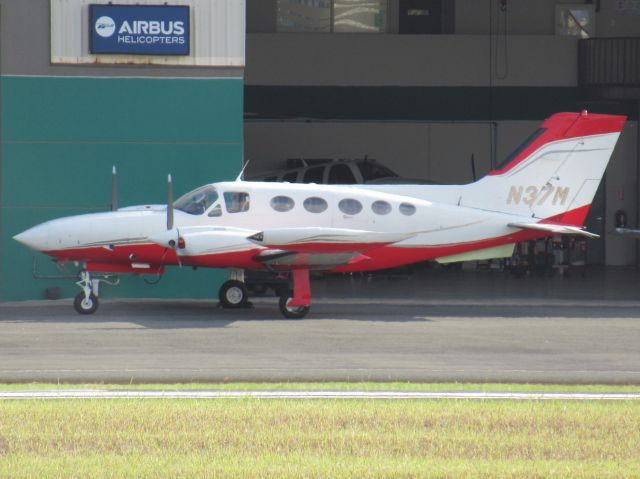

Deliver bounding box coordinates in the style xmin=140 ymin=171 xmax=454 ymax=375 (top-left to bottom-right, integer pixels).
xmin=1 ymin=267 xmax=639 ymax=384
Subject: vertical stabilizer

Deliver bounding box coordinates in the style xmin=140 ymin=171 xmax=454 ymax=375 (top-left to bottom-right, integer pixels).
xmin=462 ymin=111 xmax=626 ymax=226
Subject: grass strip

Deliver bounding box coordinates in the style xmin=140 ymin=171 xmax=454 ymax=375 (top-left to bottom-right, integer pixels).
xmin=1 ymin=398 xmax=639 ymax=478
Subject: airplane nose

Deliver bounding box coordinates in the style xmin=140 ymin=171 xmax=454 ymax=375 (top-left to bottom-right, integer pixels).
xmin=13 ymin=224 xmax=50 ymax=251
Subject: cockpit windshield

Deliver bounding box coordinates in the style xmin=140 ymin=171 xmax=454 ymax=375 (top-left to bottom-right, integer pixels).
xmin=174 ymin=185 xmax=219 ymax=215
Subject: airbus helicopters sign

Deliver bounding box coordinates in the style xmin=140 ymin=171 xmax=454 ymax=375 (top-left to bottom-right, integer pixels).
xmin=90 ymin=4 xmax=190 ymax=55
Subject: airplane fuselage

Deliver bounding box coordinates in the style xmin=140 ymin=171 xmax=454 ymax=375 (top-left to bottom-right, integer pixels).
xmin=16 ymin=181 xmax=544 ymax=274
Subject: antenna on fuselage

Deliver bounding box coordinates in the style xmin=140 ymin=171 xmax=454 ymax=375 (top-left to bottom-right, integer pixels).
xmin=167 ymin=174 xmax=174 ymax=230
xmin=235 ymin=160 xmax=250 ymax=182
xmin=111 ymin=166 xmax=118 ymax=211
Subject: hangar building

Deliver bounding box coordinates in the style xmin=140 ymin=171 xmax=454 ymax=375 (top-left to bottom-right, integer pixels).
xmin=244 ymin=0 xmax=640 ymax=268
xmin=1 ymin=0 xmax=639 ymax=302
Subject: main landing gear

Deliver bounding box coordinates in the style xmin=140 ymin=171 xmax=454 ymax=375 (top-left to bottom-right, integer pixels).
xmin=218 ymin=269 xmax=250 ymax=309
xmin=218 ymin=279 xmax=250 ymax=308
xmin=278 ymin=270 xmax=311 ymax=319
xmin=218 ymin=269 xmax=312 ymax=319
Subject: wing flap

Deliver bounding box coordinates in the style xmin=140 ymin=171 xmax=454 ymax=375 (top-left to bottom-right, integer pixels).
xmin=255 ymin=249 xmax=365 ymax=270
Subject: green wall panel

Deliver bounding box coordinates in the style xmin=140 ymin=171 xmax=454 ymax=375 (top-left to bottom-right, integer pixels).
xmin=1 ymin=76 xmax=243 ymax=301
xmin=4 ymin=77 xmax=242 ymax=143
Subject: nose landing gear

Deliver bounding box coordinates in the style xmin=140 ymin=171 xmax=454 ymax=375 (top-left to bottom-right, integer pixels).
xmin=74 ymin=271 xmax=100 ymax=314
xmin=73 ymin=270 xmax=119 ymax=315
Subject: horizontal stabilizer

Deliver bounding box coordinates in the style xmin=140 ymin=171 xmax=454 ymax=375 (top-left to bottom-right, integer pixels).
xmin=248 ymin=227 xmax=414 ymax=252
xmin=508 ymin=222 xmax=599 ymax=238
xmin=615 ymin=227 xmax=640 ymax=238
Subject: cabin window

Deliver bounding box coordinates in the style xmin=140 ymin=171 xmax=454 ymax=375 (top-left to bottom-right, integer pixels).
xmin=207 ymin=205 xmax=222 ymax=217
xmin=399 ymin=202 xmax=416 ymax=216
xmin=174 ymin=185 xmax=219 ymax=216
xmin=371 ymin=200 xmax=391 ymax=215
xmin=263 ymin=176 xmax=278 ymax=182
xmin=339 ymin=198 xmax=363 ymax=215
xmin=270 ymin=195 xmax=295 ymax=212
xmin=303 ymin=196 xmax=328 ymax=213
xmin=224 ymin=192 xmax=250 ymax=213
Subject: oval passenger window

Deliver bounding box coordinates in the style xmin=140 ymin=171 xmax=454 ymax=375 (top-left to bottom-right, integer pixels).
xmin=399 ymin=202 xmax=416 ymax=216
xmin=338 ymin=198 xmax=363 ymax=215
xmin=303 ymin=196 xmax=328 ymax=213
xmin=270 ymin=196 xmax=295 ymax=212
xmin=371 ymin=200 xmax=391 ymax=215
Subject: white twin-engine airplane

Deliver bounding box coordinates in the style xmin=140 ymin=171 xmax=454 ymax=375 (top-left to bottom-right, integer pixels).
xmin=14 ymin=111 xmax=626 ymax=318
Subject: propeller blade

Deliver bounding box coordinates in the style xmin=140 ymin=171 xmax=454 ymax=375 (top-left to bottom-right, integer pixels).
xmin=167 ymin=174 xmax=174 ymax=231
xmin=111 ymin=166 xmax=118 ymax=211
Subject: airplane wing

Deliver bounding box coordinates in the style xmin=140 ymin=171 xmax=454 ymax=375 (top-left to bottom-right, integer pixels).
xmin=249 ymin=227 xmax=415 ymax=269
xmin=508 ymin=222 xmax=599 ymax=238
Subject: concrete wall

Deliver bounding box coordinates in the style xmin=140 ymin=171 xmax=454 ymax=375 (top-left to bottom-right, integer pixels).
xmin=245 ymin=33 xmax=578 ymax=87
xmin=248 ymin=0 xmax=640 ymax=37
xmin=605 ymin=121 xmax=639 ymax=265
xmin=245 ymin=120 xmax=495 ymax=183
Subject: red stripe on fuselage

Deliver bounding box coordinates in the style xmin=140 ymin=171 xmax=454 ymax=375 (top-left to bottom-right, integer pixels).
xmin=43 ymin=243 xmax=266 ymax=272
xmin=45 ymin=243 xmax=175 ymax=267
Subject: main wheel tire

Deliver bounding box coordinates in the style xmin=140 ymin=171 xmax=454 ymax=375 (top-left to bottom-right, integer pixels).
xmin=73 ymin=292 xmax=99 ymax=315
xmin=278 ymin=294 xmax=310 ymax=319
xmin=219 ymin=280 xmax=249 ymax=308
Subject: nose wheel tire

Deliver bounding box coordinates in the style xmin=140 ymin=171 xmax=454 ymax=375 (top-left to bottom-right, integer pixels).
xmin=219 ymin=280 xmax=249 ymax=308
xmin=278 ymin=294 xmax=310 ymax=319
xmin=73 ymin=292 xmax=99 ymax=315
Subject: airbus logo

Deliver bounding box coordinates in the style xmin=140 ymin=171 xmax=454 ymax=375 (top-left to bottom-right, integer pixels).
xmin=95 ymin=16 xmax=116 ymax=38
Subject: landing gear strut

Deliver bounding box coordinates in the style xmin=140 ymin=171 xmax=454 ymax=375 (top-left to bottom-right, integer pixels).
xmin=74 ymin=270 xmax=100 ymax=314
xmin=278 ymin=269 xmax=311 ymax=319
